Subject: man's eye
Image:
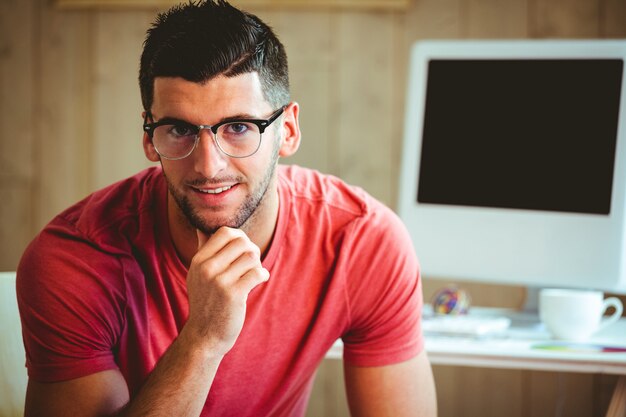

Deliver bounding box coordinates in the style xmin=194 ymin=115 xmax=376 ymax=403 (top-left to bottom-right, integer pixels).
xmin=169 ymin=124 xmax=195 ymax=137
xmin=224 ymin=122 xmax=250 ymax=135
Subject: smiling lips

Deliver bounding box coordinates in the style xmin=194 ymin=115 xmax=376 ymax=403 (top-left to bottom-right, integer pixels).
xmin=193 ymin=185 xmax=234 ymax=194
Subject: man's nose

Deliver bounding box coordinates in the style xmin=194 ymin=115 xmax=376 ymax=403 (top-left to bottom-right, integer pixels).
xmin=193 ymin=129 xmax=228 ymax=178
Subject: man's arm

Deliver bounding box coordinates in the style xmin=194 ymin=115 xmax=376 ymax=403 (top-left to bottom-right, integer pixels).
xmin=24 ymin=370 xmax=129 ymax=416
xmin=344 ymin=351 xmax=437 ymax=417
xmin=23 ymin=227 xmax=269 ymax=417
xmin=24 ymin=328 xmax=223 ymax=417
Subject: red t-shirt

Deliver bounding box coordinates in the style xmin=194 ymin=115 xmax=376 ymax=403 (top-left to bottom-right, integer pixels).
xmin=17 ymin=165 xmax=423 ymax=417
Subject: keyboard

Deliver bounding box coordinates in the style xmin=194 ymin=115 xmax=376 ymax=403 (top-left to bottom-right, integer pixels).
xmin=422 ymin=315 xmax=512 ymax=337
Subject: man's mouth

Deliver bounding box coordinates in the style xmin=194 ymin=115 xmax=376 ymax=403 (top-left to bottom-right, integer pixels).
xmin=197 ymin=185 xmax=233 ymax=194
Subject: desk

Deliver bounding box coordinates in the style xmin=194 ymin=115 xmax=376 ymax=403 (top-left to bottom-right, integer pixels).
xmin=326 ymin=308 xmax=626 ymax=417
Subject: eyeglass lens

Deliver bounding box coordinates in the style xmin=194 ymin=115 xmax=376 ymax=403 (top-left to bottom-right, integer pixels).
xmin=152 ymin=121 xmax=262 ymax=159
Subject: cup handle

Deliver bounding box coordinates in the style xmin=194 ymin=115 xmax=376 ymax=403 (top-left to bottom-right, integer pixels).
xmin=598 ymin=297 xmax=624 ymax=331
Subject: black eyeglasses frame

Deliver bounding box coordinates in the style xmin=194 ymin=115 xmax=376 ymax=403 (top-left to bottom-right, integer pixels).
xmin=142 ymin=105 xmax=287 ymax=160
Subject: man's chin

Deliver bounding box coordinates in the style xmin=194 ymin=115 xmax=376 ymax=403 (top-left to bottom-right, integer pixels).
xmin=186 ymin=212 xmax=243 ymax=236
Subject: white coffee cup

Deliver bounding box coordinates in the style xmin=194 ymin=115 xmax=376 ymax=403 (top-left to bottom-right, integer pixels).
xmin=539 ymin=288 xmax=623 ymax=341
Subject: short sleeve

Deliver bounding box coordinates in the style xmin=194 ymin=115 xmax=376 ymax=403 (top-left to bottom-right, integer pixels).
xmin=340 ymin=202 xmax=423 ymax=367
xmin=17 ymin=219 xmax=126 ymax=382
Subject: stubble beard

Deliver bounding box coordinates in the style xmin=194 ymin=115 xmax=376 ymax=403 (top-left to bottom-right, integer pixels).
xmin=165 ymin=144 xmax=280 ymax=237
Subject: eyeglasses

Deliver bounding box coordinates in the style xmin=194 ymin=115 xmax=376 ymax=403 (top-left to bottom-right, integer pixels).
xmin=143 ymin=106 xmax=286 ymax=160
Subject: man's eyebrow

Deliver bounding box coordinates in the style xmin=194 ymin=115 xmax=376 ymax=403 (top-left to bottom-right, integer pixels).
xmin=218 ymin=113 xmax=262 ymax=123
xmin=153 ymin=116 xmax=194 ymax=125
xmin=153 ymin=113 xmax=261 ymax=125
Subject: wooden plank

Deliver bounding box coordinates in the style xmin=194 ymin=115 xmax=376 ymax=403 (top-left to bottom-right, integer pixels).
xmin=0 ymin=0 xmax=35 ymax=270
xmin=605 ymin=376 xmax=626 ymax=417
xmin=484 ymin=368 xmax=525 ymax=417
xmin=403 ymin=0 xmax=463 ymax=42
xmin=54 ymin=0 xmax=411 ymax=11
xmin=334 ymin=11 xmax=396 ymax=206
xmin=389 ymin=11 xmax=407 ymax=211
xmin=398 ymin=0 xmax=464 ymax=208
xmin=91 ymin=11 xmax=154 ymax=189
xmin=433 ymin=365 xmax=525 ymax=417
xmin=527 ymin=371 xmax=595 ymax=417
xmin=284 ymin=57 xmax=333 ymax=173
xmin=306 ymin=360 xmax=350 ymax=417
xmin=465 ymin=0 xmax=528 ymax=37
xmin=0 ymin=183 xmax=33 ymax=272
xmin=529 ymin=0 xmax=601 ymax=37
xmin=255 ymin=10 xmax=334 ymax=174
xmin=595 ymin=374 xmax=621 ymax=417
xmin=602 ymin=0 xmax=626 ymax=37
xmin=431 ymin=366 xmax=462 ymax=416
xmin=0 ymin=0 xmax=34 ymax=181
xmin=35 ymin=2 xmax=94 ymax=229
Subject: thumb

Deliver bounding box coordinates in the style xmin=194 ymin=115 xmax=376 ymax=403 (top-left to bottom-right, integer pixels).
xmin=196 ymin=229 xmax=210 ymax=249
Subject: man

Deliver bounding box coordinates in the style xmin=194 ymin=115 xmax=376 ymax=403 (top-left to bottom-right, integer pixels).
xmin=17 ymin=1 xmax=437 ymax=416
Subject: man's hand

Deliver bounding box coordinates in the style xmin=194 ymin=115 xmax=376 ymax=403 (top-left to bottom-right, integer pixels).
xmin=182 ymin=227 xmax=270 ymax=356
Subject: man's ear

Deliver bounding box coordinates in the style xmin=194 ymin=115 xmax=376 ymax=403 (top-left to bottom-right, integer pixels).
xmin=278 ymin=102 xmax=301 ymax=157
xmin=141 ymin=111 xmax=160 ymax=162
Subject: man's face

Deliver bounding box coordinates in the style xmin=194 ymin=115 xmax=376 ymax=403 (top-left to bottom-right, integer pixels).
xmin=144 ymin=73 xmax=285 ymax=235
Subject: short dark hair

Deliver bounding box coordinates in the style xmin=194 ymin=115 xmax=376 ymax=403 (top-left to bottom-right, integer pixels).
xmin=139 ymin=0 xmax=290 ymax=112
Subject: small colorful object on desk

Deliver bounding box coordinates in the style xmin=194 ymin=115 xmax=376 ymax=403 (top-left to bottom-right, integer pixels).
xmin=431 ymin=285 xmax=471 ymax=315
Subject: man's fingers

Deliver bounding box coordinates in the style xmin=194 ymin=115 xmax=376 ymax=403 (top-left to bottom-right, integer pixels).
xmin=194 ymin=235 xmax=260 ymax=278
xmin=216 ymin=251 xmax=269 ymax=290
xmin=239 ymin=266 xmax=270 ymax=293
xmin=194 ymin=227 xmax=247 ymax=259
xmin=191 ymin=226 xmax=266 ymax=292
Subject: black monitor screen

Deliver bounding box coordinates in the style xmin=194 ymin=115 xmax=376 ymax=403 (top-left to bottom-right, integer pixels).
xmin=417 ymin=59 xmax=623 ymax=215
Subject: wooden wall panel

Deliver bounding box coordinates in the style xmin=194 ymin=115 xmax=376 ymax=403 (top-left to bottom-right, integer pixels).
xmin=0 ymin=0 xmax=35 ymax=270
xmin=335 ymin=11 xmax=396 ymax=207
xmin=530 ymin=0 xmax=601 ymax=37
xmin=602 ymin=0 xmax=626 ymax=37
xmin=35 ymin=5 xmax=93 ymax=229
xmin=91 ymin=11 xmax=155 ymax=189
xmin=306 ymin=360 xmax=349 ymax=417
xmin=55 ymin=0 xmax=412 ymax=11
xmin=258 ymin=10 xmax=335 ymax=174
xmin=433 ymin=365 xmax=526 ymax=417
xmin=466 ymin=0 xmax=529 ymax=37
xmin=404 ymin=0 xmax=463 ymax=41
xmin=399 ymin=0 xmax=464 ymax=204
xmin=526 ymin=371 xmax=596 ymax=417
xmin=389 ymin=12 xmax=408 ymax=211
xmin=0 ymin=184 xmax=32 ymax=272
xmin=0 ymin=1 xmax=34 ymax=181
xmin=594 ymin=374 xmax=620 ymax=416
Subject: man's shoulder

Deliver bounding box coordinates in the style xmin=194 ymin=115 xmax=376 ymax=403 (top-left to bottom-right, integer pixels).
xmin=64 ymin=167 xmax=161 ymax=223
xmin=277 ymin=164 xmax=382 ymax=219
xmin=277 ymin=165 xmax=408 ymax=245
xmin=39 ymin=166 xmax=164 ymax=254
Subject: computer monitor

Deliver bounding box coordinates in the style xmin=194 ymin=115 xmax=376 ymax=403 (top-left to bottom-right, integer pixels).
xmin=398 ymin=40 xmax=626 ymax=294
